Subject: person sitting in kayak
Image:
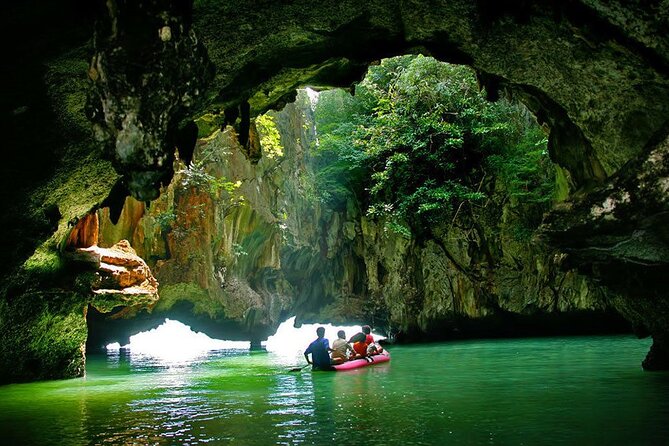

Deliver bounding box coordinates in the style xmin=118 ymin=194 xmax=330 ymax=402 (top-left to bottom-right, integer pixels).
xmin=330 ymin=330 xmax=354 ymax=364
xmin=367 ymin=342 xmax=383 ymax=355
xmin=362 ymin=325 xmax=384 ymax=355
xmin=348 ymin=330 xmax=368 ymax=359
xmin=362 ymin=325 xmax=374 ymax=344
xmin=348 ymin=325 xmax=383 ymax=359
xmin=304 ymin=327 xmax=334 ymax=371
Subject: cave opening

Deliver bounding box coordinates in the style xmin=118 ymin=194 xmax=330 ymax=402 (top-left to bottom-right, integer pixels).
xmin=104 ymin=319 xmax=249 ymax=362
xmin=96 ymin=316 xmax=382 ymax=365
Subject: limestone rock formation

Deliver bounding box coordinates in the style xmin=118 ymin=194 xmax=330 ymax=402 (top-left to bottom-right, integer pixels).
xmin=92 ymin=91 xmax=624 ymax=349
xmin=65 ymin=212 xmax=99 ymax=249
xmin=93 ymin=100 xmax=318 ymax=345
xmin=75 ymin=0 xmax=669 ymax=200
xmin=88 ymin=0 xmax=214 ymax=201
xmin=70 ymin=240 xmax=159 ymax=307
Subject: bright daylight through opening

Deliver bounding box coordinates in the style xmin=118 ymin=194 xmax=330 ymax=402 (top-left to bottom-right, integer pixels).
xmin=106 ymin=317 xmax=384 ymax=361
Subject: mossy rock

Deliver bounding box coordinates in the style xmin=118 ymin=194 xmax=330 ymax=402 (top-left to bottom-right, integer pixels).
xmin=0 ymin=289 xmax=88 ymax=384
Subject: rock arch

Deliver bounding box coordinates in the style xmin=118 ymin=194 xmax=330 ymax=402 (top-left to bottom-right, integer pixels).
xmin=91 ymin=0 xmax=669 ymax=200
xmin=86 ymin=0 xmax=669 ymax=370
xmin=3 ymin=0 xmax=669 ymax=382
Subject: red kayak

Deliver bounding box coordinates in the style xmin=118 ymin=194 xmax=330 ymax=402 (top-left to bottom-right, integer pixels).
xmin=332 ymin=351 xmax=390 ymax=371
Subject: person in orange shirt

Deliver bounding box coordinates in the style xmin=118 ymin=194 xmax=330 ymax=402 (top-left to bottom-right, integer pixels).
xmin=349 ymin=325 xmax=383 ymax=358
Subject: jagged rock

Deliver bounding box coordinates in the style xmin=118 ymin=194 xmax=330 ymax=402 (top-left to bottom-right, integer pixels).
xmin=71 ymin=240 xmax=159 ymax=309
xmin=73 ymin=1 xmax=669 ymax=200
xmin=93 ymin=91 xmax=626 ymax=349
xmin=87 ymin=0 xmax=214 ymax=201
xmin=65 ymin=212 xmax=99 ymax=249
xmin=642 ymin=340 xmax=669 ymax=371
xmin=542 ymin=134 xmax=669 ymax=292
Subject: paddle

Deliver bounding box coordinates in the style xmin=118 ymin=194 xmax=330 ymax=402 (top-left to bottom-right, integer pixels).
xmin=289 ymin=363 xmax=311 ymax=372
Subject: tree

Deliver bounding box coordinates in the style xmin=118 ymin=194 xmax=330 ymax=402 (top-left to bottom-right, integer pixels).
xmin=313 ymin=55 xmax=554 ymax=236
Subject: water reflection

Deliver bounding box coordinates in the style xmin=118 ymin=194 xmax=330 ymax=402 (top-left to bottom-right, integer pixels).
xmin=1 ymin=336 xmax=667 ymax=445
xmin=267 ymin=374 xmax=315 ymax=444
xmin=85 ymin=349 xmax=265 ymax=444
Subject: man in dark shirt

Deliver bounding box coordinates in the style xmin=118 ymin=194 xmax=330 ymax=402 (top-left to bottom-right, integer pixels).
xmin=304 ymin=327 xmax=333 ymax=371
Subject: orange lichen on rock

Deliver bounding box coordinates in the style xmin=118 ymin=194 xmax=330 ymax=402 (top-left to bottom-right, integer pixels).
xmin=97 ymin=196 xmax=147 ymax=250
xmin=66 ymin=212 xmax=99 ymax=249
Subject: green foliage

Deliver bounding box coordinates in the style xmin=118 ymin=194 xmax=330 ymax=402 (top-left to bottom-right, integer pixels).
xmin=485 ymin=105 xmax=555 ymax=231
xmin=178 ymin=143 xmax=242 ymax=200
xmin=312 ymin=90 xmax=367 ymax=209
xmin=384 ymin=221 xmax=412 ymax=239
xmin=209 ymin=178 xmax=243 ymax=196
xmin=232 ymin=242 xmax=248 ymax=258
xmin=255 ymin=114 xmax=283 ymax=159
xmin=486 ymin=110 xmax=553 ymax=204
xmin=313 ymin=55 xmax=554 ymax=236
xmin=155 ymin=208 xmax=177 ymax=232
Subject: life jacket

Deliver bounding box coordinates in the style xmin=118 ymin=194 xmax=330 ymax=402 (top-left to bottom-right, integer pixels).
xmin=353 ymin=341 xmax=368 ymax=356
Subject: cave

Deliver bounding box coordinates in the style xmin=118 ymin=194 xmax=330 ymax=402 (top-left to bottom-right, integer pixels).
xmin=2 ymin=0 xmax=669 ymax=443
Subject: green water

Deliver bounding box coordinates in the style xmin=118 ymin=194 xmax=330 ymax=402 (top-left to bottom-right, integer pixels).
xmin=1 ymin=336 xmax=667 ymax=445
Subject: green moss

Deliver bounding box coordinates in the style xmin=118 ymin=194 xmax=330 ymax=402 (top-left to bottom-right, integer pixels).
xmin=45 ymin=48 xmax=92 ymax=138
xmin=255 ymin=113 xmax=284 ymax=159
xmin=1 ymin=46 xmax=121 ymax=384
xmin=29 ymin=302 xmax=87 ymax=376
xmin=89 ymin=293 xmax=128 ymax=315
xmin=156 ymin=283 xmax=210 ymax=313
xmin=23 ymin=246 xmax=65 ymax=278
xmin=195 ymin=112 xmax=226 ymax=139
xmin=26 ymin=46 xmax=120 ymax=258
xmin=554 ymin=165 xmax=572 ymax=202
xmin=0 ymin=289 xmax=88 ymax=383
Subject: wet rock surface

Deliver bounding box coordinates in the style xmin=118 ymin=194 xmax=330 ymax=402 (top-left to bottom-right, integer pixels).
xmin=542 ymin=133 xmax=669 ymax=369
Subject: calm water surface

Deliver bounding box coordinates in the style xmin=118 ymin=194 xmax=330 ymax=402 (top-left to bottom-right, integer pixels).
xmin=1 ymin=336 xmax=668 ymax=445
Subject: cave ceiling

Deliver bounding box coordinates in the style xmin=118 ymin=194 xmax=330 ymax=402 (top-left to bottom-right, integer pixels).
xmin=82 ymin=0 xmax=669 ymax=201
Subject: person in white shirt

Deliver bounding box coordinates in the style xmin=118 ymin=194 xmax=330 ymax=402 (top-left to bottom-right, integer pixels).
xmin=330 ymin=330 xmax=354 ymax=364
